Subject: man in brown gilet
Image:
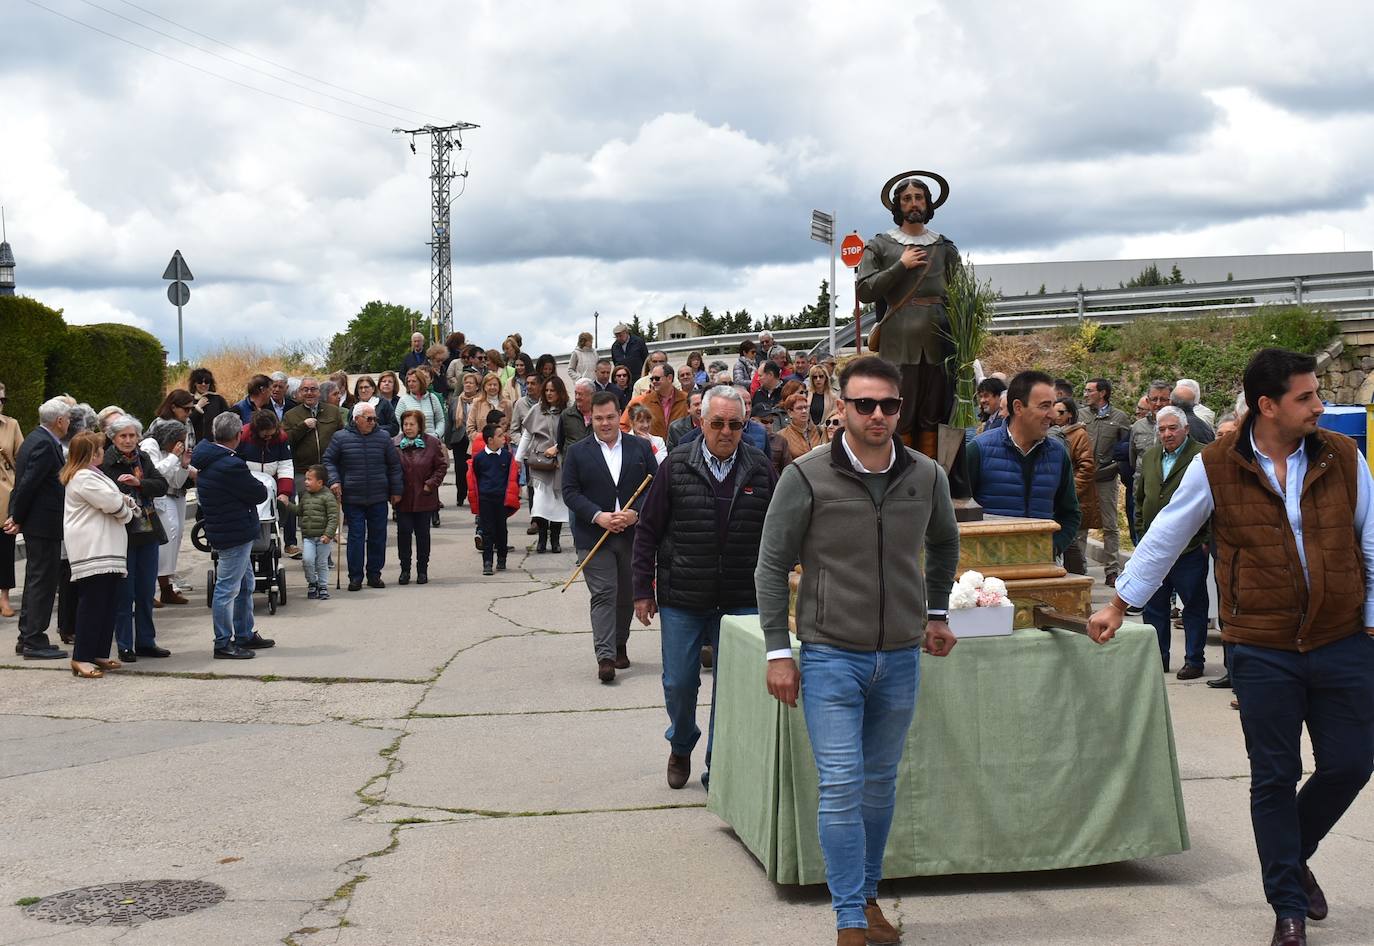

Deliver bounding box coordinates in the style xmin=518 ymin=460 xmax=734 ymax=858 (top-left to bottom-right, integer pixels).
xmin=1088 ymin=348 xmax=1374 ymax=946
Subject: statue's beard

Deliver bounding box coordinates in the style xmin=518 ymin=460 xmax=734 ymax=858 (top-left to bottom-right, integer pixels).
xmin=903 ymin=208 xmax=928 ymax=225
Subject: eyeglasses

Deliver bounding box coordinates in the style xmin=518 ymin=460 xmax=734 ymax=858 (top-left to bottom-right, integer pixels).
xmin=707 ymin=419 xmax=745 ymax=431
xmin=842 ymin=396 xmax=903 ymax=416
xmin=826 ymin=418 xmax=842 ymax=428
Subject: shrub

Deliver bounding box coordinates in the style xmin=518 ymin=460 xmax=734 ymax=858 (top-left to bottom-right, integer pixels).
xmin=0 ymin=296 xmax=66 ymax=427
xmin=49 ymin=323 xmax=166 ymax=423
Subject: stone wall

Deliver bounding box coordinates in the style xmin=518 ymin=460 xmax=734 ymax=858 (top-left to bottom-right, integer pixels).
xmin=1317 ymin=339 xmax=1374 ymax=403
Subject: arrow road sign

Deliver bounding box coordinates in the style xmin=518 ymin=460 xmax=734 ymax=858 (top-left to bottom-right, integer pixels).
xmin=810 ymin=209 xmax=834 ymax=245
xmin=162 ymin=250 xmax=194 ymax=281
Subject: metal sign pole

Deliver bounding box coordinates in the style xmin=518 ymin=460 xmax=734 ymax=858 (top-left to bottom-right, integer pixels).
xmin=828 ymin=209 xmax=837 ymax=357
xmin=175 ymin=254 xmax=185 ymax=365
xmin=854 ymin=268 xmax=862 ymax=353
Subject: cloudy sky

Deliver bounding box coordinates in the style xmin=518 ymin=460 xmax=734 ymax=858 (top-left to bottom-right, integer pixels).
xmin=4 ymin=0 xmax=1372 ymax=361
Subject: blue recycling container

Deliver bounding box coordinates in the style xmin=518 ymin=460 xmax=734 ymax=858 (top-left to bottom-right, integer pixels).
xmin=1318 ymin=404 xmax=1367 ymax=457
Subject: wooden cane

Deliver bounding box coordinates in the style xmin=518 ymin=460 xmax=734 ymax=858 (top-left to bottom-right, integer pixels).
xmin=560 ymin=473 xmax=654 ymax=593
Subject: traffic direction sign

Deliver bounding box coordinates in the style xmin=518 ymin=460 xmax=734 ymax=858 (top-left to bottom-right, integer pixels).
xmin=167 ymin=282 xmax=190 ymax=306
xmin=162 ymin=250 xmax=194 ymax=281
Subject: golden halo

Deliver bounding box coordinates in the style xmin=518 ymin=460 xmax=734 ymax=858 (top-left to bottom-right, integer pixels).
xmin=881 ymin=170 xmax=949 ymax=211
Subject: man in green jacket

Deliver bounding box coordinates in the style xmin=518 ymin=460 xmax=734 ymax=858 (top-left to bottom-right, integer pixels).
xmin=283 ymin=377 xmax=344 ymax=557
xmin=1135 ymin=405 xmax=1211 ymax=677
xmin=755 ymin=355 xmax=960 ymax=946
xmin=1080 ymin=377 xmax=1132 ymax=585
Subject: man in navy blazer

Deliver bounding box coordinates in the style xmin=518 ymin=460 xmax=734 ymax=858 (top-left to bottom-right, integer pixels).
xmin=5 ymin=397 xmax=72 ymax=659
xmin=562 ymin=390 xmax=657 ymax=683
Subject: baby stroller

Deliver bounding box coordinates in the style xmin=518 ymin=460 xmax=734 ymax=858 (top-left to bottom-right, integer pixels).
xmin=193 ymin=471 xmax=289 ymax=614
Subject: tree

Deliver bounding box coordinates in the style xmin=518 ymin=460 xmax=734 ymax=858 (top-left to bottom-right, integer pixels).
xmin=697 ymin=305 xmax=719 ymax=337
xmin=326 ymin=300 xmax=424 ymax=372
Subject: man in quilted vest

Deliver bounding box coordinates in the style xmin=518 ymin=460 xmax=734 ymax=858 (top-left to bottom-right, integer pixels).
xmin=965 ymin=370 xmax=1080 ymax=557
xmin=632 ymin=385 xmax=776 ymax=791
xmin=1090 ymin=348 xmax=1374 ymax=946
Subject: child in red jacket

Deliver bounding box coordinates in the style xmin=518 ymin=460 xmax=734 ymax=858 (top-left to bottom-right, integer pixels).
xmin=467 ymin=424 xmax=520 ymax=574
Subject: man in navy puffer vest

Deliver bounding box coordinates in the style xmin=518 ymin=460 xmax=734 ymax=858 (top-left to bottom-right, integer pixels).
xmin=966 ymin=369 xmax=1080 ymax=557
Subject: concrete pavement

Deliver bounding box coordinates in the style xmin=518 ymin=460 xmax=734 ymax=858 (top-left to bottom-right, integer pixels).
xmin=2 ymin=495 xmax=1372 ymax=946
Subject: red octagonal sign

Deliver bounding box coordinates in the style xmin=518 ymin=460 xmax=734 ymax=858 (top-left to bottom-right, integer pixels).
xmin=839 ymin=233 xmax=865 ymax=268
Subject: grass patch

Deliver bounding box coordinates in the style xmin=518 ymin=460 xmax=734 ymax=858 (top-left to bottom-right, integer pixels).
xmin=15 ymin=896 xmax=40 ymax=907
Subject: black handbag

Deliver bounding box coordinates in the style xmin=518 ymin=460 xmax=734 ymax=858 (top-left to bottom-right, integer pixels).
xmin=127 ymin=502 xmax=170 ymax=545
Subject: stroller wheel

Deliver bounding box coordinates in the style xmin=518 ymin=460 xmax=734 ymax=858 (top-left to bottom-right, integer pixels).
xmin=267 ymin=590 xmax=277 ymax=615
xmin=275 ymin=568 xmax=287 ymax=607
xmin=205 ymin=567 xmax=215 ymax=609
xmin=191 ymin=521 xmax=211 ymax=553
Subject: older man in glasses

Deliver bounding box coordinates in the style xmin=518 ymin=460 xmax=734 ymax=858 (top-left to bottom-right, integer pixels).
xmin=755 ymin=355 xmax=959 ymax=945
xmin=965 ymin=369 xmax=1081 ymax=558
xmin=632 ymin=384 xmax=776 ymax=790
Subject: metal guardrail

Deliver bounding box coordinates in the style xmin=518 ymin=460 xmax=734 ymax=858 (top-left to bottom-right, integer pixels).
xmin=596 ymin=270 xmax=1374 ymax=362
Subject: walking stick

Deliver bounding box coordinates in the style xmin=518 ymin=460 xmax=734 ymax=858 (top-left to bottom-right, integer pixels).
xmin=560 ymin=473 xmax=653 ymax=593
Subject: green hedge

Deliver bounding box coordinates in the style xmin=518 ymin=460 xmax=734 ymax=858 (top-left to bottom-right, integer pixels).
xmin=48 ymin=323 xmax=166 ymax=423
xmin=0 ymin=296 xmax=67 ymax=428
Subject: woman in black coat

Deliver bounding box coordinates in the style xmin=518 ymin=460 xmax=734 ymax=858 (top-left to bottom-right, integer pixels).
xmin=187 ymin=367 xmax=230 ymax=444
xmin=100 ymin=414 xmax=170 ymax=662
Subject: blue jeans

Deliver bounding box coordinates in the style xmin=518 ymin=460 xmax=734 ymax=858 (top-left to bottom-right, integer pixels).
xmin=800 ymin=642 xmax=920 ymax=931
xmin=1232 ymin=631 xmax=1374 ymax=919
xmin=212 ymin=540 xmax=256 ymax=650
xmin=658 ymin=606 xmax=756 ymax=775
xmin=114 ymin=541 xmax=160 ymax=651
xmin=302 ymin=536 xmax=332 ymax=591
xmin=1143 ymin=544 xmax=1209 ymax=669
xmin=343 ymin=501 xmax=389 ymax=582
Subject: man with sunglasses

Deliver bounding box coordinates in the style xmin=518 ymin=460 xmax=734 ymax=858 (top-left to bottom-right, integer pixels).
xmin=632 ymin=385 xmax=775 ymax=790
xmin=965 ymin=370 xmax=1081 ymax=559
xmin=756 ymin=356 xmax=960 ymax=946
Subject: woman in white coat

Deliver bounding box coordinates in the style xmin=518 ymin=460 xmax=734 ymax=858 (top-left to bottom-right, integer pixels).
xmin=141 ymin=418 xmax=193 ymax=607
xmin=62 ymin=431 xmax=136 ymax=678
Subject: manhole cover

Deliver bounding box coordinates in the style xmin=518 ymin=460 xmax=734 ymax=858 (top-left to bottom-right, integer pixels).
xmin=22 ymin=879 xmax=226 ymax=926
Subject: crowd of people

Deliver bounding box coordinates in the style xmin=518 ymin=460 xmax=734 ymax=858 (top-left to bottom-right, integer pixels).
xmin=5 ymin=323 xmax=1365 ymax=946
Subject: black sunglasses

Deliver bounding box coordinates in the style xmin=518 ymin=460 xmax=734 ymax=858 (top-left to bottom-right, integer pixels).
xmin=842 ymin=396 xmax=902 ymax=416
xmin=708 ymin=419 xmax=745 ymax=431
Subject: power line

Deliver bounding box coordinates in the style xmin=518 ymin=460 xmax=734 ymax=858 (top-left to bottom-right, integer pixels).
xmin=24 ymin=0 xmax=392 ymax=130
xmin=74 ymin=0 xmax=416 ymax=125
xmin=113 ymin=0 xmax=447 ymax=124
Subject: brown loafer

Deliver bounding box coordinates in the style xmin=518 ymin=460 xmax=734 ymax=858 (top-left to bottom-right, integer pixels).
xmin=597 ymin=659 xmax=615 ymax=684
xmin=864 ymin=899 xmax=900 ymax=944
xmin=837 ymin=930 xmax=866 ymax=946
xmin=667 ymin=753 xmax=690 ymax=790
xmin=614 ymin=647 xmax=630 ymax=670
xmin=1302 ymin=865 xmax=1327 ymax=921
xmin=1176 ymin=664 xmax=1204 ymax=681
xmin=1270 ymin=918 xmax=1305 ymax=946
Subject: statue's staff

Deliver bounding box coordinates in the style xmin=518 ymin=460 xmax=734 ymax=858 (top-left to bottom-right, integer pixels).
xmin=560 ymin=473 xmax=654 ymax=593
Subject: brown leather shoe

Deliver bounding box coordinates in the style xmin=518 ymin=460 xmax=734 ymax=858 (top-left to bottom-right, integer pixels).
xmin=1270 ymin=917 xmax=1306 ymax=946
xmin=837 ymin=930 xmax=866 ymax=946
xmin=1302 ymin=865 xmax=1327 ymax=921
xmin=1176 ymin=664 xmax=1204 ymax=681
xmin=667 ymin=753 xmax=690 ymax=789
xmin=864 ymin=899 xmax=900 ymax=944
xmin=700 ymin=644 xmax=714 ymax=669
xmin=597 ymin=659 xmax=615 ymax=683
xmin=614 ymin=647 xmax=630 ymax=670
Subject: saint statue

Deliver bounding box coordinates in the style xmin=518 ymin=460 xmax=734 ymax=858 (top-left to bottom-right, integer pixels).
xmin=855 ymin=171 xmax=960 ymax=460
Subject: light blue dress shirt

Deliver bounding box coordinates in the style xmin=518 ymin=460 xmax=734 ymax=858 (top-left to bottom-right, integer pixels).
xmin=1117 ymin=430 xmax=1374 ymax=626
xmin=1160 ymin=440 xmax=1189 ymax=482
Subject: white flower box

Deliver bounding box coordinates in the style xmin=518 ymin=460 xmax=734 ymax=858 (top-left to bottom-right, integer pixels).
xmin=947 ymin=604 xmax=1015 ymax=639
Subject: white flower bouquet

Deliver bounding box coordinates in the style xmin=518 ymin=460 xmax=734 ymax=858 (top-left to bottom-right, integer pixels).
xmin=946 ymin=570 xmax=1014 ymax=638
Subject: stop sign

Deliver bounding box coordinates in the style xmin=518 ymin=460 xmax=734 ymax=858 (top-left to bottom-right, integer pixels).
xmin=839 ymin=233 xmax=865 ymax=268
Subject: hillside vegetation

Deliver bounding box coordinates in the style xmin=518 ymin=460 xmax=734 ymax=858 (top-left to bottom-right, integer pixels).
xmin=978 ymin=305 xmax=1338 ymax=414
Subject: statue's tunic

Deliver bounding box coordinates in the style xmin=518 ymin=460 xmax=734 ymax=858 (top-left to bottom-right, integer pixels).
xmin=856 ymin=228 xmax=961 ymax=437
